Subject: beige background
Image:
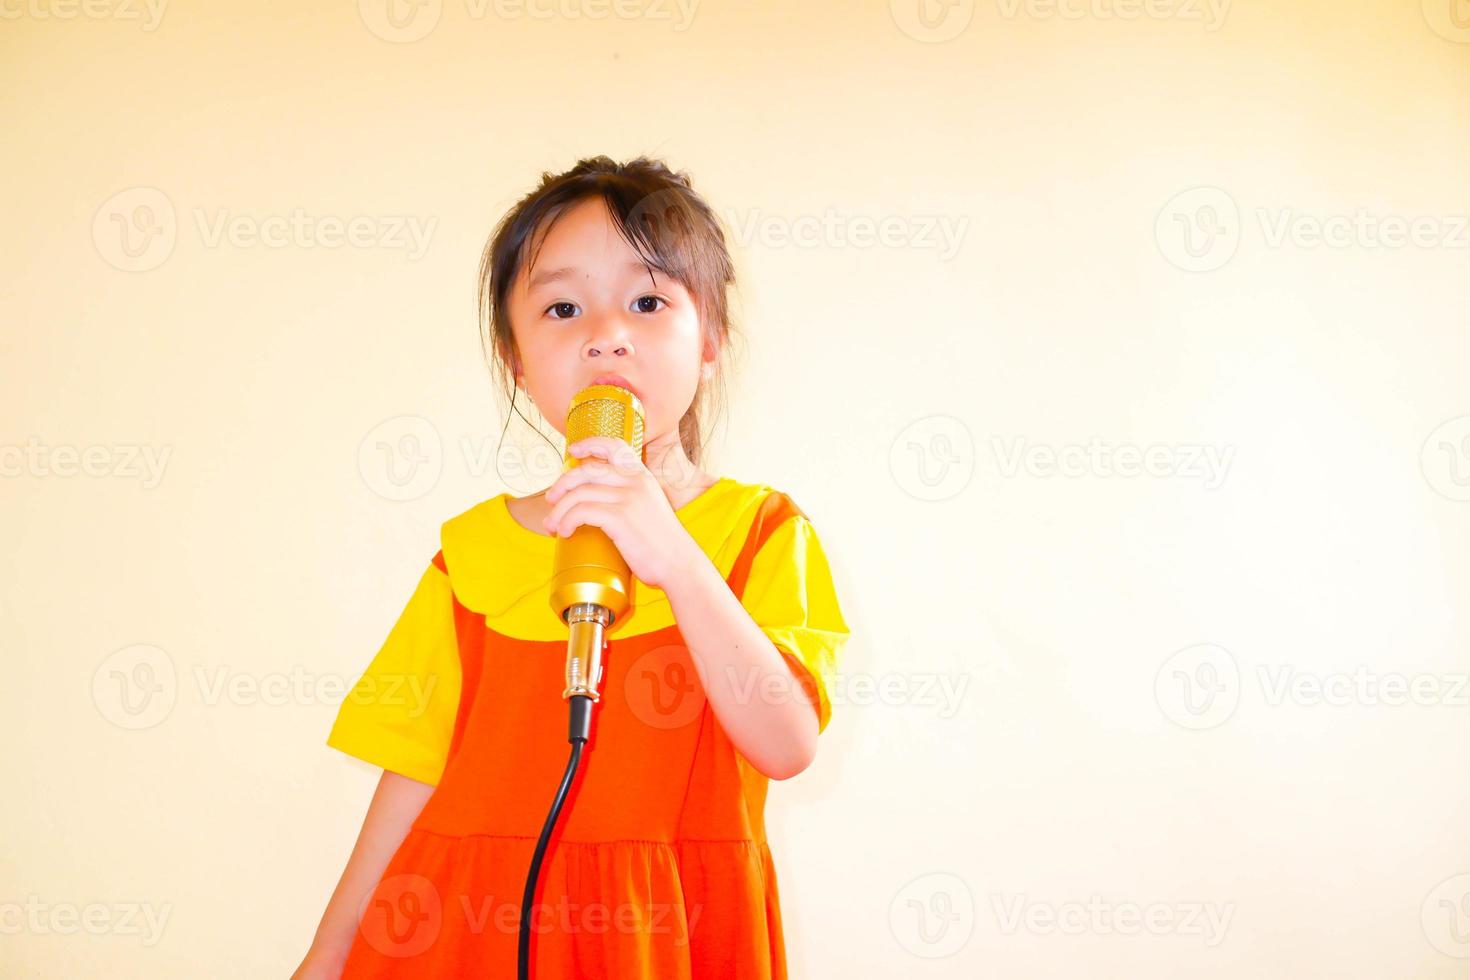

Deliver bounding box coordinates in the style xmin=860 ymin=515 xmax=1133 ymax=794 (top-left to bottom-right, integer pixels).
xmin=4 ymin=0 xmax=1470 ymax=976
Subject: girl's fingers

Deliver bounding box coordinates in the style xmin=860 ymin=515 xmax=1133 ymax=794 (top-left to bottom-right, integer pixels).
xmin=544 ymin=485 xmax=622 ymax=534
xmin=549 ymin=460 xmax=625 ymax=501
xmin=570 ymin=437 xmax=644 ymax=474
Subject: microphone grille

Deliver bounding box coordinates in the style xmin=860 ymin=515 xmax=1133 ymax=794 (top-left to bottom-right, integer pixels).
xmin=566 ymin=384 xmax=645 ymax=454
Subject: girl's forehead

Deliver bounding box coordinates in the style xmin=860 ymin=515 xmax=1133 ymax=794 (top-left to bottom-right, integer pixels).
xmin=517 ymin=203 xmax=686 ymax=293
xmin=533 ymin=197 xmax=624 ymax=254
xmin=521 ymin=205 xmax=641 ymax=279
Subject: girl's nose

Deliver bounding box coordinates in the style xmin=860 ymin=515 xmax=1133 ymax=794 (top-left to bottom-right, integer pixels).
xmin=584 ymin=319 xmax=633 ymax=359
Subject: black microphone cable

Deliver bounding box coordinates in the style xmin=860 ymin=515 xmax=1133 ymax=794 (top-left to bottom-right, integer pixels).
xmin=517 ymin=603 xmax=609 ymax=980
xmin=516 ymin=696 xmax=592 ymax=980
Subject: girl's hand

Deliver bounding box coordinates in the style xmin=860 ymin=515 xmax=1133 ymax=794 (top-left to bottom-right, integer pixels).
xmin=543 ymin=437 xmax=705 ymax=590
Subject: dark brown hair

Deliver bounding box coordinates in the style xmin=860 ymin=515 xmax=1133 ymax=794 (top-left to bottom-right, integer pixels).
xmin=477 ymin=155 xmax=739 ymax=468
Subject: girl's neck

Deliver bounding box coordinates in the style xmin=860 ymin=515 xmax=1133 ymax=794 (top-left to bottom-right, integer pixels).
xmin=643 ymin=434 xmax=716 ymax=507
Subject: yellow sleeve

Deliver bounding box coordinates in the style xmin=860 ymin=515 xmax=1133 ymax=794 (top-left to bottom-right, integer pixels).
xmin=740 ymin=514 xmax=850 ymax=735
xmin=325 ymin=558 xmax=462 ymax=785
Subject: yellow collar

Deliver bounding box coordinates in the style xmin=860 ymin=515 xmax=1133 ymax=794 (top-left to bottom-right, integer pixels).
xmin=438 ymin=477 xmax=770 ymax=641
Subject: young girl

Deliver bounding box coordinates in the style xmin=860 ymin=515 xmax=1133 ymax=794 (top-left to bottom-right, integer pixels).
xmin=294 ymin=156 xmax=850 ymax=979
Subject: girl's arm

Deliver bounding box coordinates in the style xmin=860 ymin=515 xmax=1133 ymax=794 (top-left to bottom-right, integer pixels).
xmin=665 ymin=555 xmax=821 ymax=781
xmin=292 ymin=770 xmax=435 ymax=979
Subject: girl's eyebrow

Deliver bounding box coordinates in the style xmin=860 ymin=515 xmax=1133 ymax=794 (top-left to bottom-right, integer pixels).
xmin=528 ymin=260 xmax=652 ymax=291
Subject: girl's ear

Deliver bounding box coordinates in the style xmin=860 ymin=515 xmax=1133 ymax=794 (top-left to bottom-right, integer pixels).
xmin=700 ymin=336 xmax=721 ymax=381
xmin=509 ymin=345 xmax=525 ymax=388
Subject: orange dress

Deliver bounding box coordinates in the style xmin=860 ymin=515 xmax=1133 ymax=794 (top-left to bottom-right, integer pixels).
xmin=325 ymin=477 xmax=850 ymax=978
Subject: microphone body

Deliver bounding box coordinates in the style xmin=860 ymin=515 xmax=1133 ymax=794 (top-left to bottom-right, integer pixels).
xmin=520 ymin=384 xmax=645 ymax=980
xmin=548 ymin=383 xmax=645 ymax=712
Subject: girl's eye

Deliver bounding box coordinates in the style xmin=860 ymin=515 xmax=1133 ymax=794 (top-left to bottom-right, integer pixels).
xmin=544 ymin=296 xmax=666 ymax=319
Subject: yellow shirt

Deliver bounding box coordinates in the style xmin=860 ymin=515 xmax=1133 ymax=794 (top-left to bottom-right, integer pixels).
xmin=326 ymin=476 xmax=849 ymax=785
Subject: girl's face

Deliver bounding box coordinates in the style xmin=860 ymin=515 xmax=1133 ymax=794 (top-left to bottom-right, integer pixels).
xmin=508 ymin=196 xmax=715 ymax=451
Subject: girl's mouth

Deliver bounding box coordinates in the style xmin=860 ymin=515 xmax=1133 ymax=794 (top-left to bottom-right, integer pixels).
xmin=591 ymin=373 xmax=638 ymax=397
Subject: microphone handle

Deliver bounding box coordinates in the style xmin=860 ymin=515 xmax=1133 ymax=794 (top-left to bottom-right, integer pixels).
xmin=563 ymin=601 xmax=611 ymax=724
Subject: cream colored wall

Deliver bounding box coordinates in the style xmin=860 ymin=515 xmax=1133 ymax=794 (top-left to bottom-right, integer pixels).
xmin=4 ymin=0 xmax=1470 ymax=976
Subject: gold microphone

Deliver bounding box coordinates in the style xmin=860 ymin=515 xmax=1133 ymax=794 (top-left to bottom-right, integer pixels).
xmin=549 ymin=383 xmax=645 ymax=716
xmin=519 ymin=383 xmax=646 ymax=979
